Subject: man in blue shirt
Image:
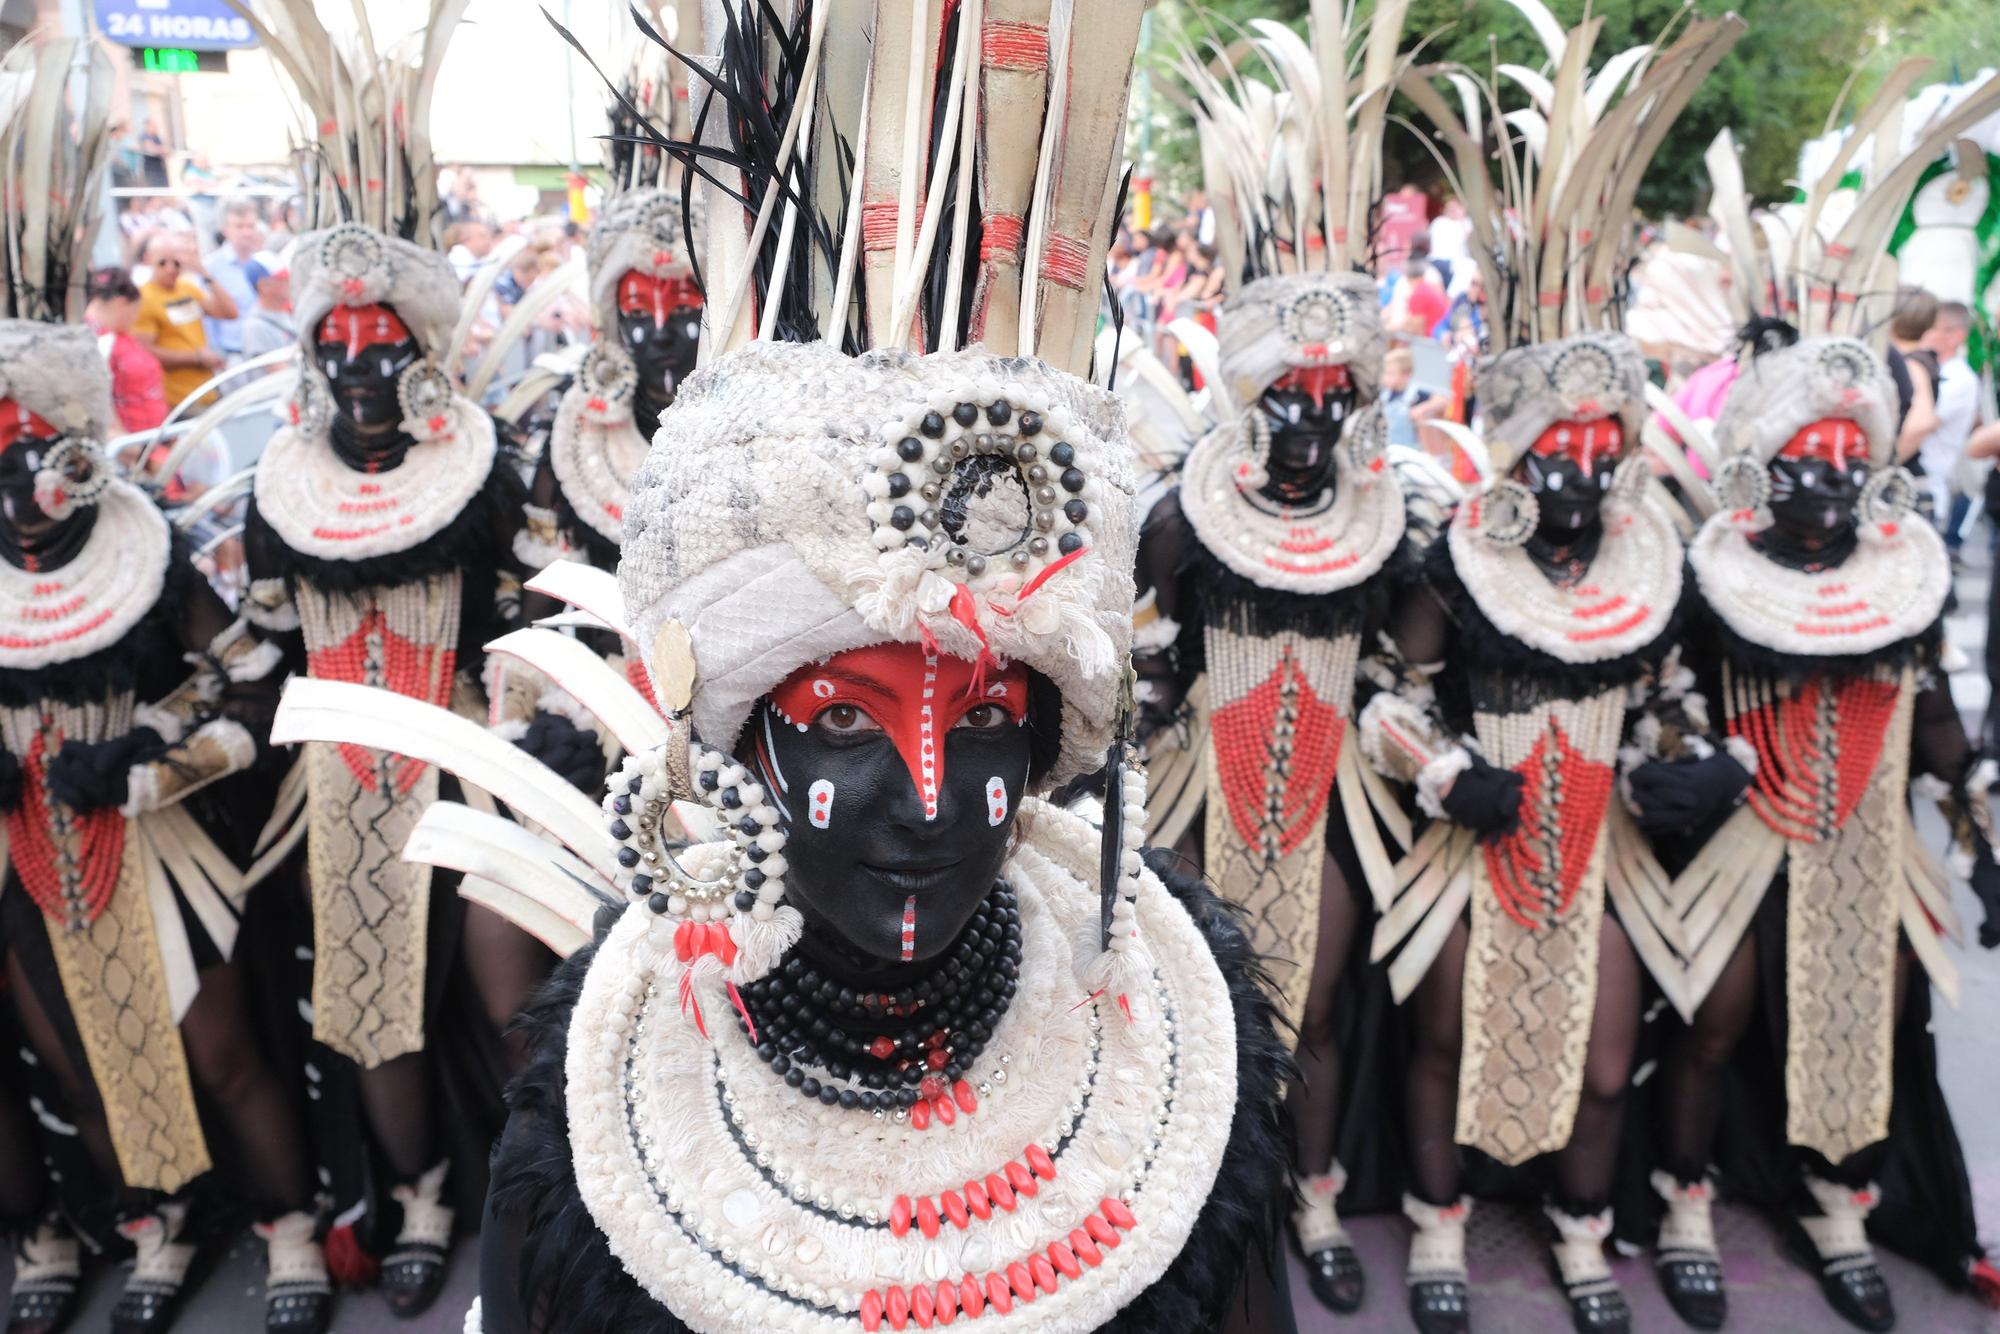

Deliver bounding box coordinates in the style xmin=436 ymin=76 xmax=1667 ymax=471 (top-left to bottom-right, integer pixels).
xmin=203 ymin=196 xmax=264 ymax=362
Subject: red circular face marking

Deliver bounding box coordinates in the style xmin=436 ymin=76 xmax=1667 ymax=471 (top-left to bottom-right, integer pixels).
xmin=1778 ymin=416 xmax=1866 ymax=471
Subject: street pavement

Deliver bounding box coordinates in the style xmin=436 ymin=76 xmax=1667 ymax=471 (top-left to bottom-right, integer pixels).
xmin=12 ymin=552 xmax=2000 ymax=1332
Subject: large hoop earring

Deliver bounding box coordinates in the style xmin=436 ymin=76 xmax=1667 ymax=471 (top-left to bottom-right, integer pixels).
xmin=1474 ymin=478 xmax=1539 ymax=547
xmin=32 ymin=439 xmax=110 ymax=521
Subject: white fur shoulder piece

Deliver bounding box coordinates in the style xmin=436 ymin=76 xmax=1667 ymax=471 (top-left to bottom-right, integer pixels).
xmin=1447 ymin=478 xmax=1682 ymax=664
xmin=563 ymin=802 xmax=1237 ymax=1332
xmin=0 ymin=480 xmax=169 ymax=670
xmin=1688 ymin=517 xmax=1948 ymax=657
xmin=1179 ymin=418 xmax=1406 ymax=595
xmin=254 ymin=397 xmax=496 ymax=562
xmin=549 ymin=378 xmax=649 ymax=545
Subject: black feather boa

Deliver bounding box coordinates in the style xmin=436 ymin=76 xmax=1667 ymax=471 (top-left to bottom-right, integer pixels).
xmin=480 ymin=854 xmax=1293 ymax=1334
xmin=550 ymin=481 xmax=623 ymax=574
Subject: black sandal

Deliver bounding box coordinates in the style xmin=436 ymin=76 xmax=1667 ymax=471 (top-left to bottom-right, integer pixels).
xmin=1302 ymin=1240 xmax=1365 ymax=1313
xmin=109 ymin=1206 xmax=197 ymax=1334
xmin=258 ymin=1211 xmax=332 ymax=1334
xmin=383 ymin=1162 xmax=452 ymax=1319
xmin=1656 ymin=1252 xmax=1727 ymax=1330
xmin=1784 ymin=1216 xmax=1895 ymax=1332
xmin=7 ymin=1221 xmax=80 ymax=1334
xmin=1408 ymin=1277 xmax=1469 ymax=1334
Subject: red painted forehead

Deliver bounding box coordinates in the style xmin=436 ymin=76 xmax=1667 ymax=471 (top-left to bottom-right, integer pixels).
xmin=616 ymin=270 xmax=703 ymax=320
xmin=1529 ymin=416 xmax=1625 ymax=468
xmin=319 ymin=303 xmax=412 ymax=359
xmin=1271 ymin=364 xmax=1351 ymax=410
xmin=0 ymin=399 xmax=58 ymax=452
xmin=768 ymin=642 xmax=1029 ymax=822
xmin=1778 ymin=417 xmax=1866 ymax=468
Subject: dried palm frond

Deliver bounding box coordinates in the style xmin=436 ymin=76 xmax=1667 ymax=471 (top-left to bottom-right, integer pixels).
xmin=558 ymin=0 xmax=1145 ymax=375
xmin=225 ymin=0 xmax=470 ymax=248
xmin=0 ymin=37 xmax=118 ymax=323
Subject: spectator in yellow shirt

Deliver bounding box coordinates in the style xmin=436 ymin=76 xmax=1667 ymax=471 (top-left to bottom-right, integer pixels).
xmin=133 ymin=232 xmax=238 ymax=409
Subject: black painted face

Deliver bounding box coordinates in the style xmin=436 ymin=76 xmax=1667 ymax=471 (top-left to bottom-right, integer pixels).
xmin=0 ymin=405 xmax=73 ymax=548
xmin=618 ymin=304 xmax=701 ymax=404
xmin=1519 ymin=448 xmax=1612 ymax=537
xmin=1766 ymin=452 xmax=1865 ymax=542
xmin=614 ymin=270 xmax=702 ymax=405
xmin=1257 ymin=369 xmax=1356 ymax=505
xmin=315 ymin=302 xmax=420 ymax=432
xmin=751 ymin=644 xmax=1034 ymax=970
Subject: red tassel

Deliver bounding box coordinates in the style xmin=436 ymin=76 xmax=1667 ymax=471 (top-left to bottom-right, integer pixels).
xmin=1116 ymin=994 xmax=1134 ymax=1024
xmin=1016 ymin=546 xmax=1089 ymax=603
xmin=679 ymin=970 xmax=708 ymax=1038
xmin=323 ymin=1222 xmax=379 ymax=1287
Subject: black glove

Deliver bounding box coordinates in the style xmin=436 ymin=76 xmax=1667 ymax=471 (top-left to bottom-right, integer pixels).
xmin=515 ymin=711 xmax=605 ymax=793
xmin=1439 ymin=753 xmax=1525 ymax=839
xmin=1971 ymin=857 xmax=2000 ymax=950
xmin=0 ymin=749 xmax=20 ymax=813
xmin=1626 ymin=751 xmax=1753 ymax=835
xmin=43 ymin=728 xmax=164 ymax=814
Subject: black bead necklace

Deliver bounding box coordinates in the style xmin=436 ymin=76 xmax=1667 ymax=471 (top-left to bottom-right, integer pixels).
xmin=736 ymin=883 xmax=1023 ymax=1115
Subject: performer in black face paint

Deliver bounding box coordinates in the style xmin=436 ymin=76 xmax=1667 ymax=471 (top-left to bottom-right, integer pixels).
xmin=1633 ymin=325 xmax=2000 ymax=1333
xmin=520 ymin=191 xmax=703 ymax=578
xmin=1127 ymin=9 xmax=1431 ymax=1313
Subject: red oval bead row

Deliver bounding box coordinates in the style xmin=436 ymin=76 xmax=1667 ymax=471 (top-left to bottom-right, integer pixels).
xmin=887 ymin=1144 xmax=1057 ymax=1239
xmin=906 ymin=1077 xmax=979 ymax=1131
xmin=859 ymin=1197 xmax=1137 ymax=1330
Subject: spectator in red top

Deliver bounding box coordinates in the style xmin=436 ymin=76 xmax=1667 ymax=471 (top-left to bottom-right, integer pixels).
xmin=85 ymin=267 xmax=167 ymax=434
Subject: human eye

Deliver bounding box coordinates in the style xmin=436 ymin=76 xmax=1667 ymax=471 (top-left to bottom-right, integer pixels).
xmin=954 ymin=703 xmax=1011 ymax=732
xmin=813 ymin=702 xmax=882 ymax=735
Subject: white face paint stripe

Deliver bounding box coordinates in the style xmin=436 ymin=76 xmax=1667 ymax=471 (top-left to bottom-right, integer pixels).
xmin=807 ymin=779 xmax=834 ymax=829
xmin=917 ymin=652 xmax=939 ymax=820
xmin=986 ymin=775 xmax=1009 ymax=827
xmin=759 ymin=708 xmax=791 ymax=796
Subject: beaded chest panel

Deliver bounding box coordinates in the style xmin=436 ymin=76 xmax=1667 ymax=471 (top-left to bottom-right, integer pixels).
xmin=297 ymin=574 xmax=463 ymax=1067
xmin=1199 ymin=622 xmax=1361 ymax=1033
xmin=1456 ymin=689 xmax=1625 ymax=1165
xmin=1725 ymin=662 xmax=1914 ymax=1162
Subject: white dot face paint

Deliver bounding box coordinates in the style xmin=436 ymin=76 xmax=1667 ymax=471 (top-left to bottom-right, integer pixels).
xmin=986 ymin=775 xmax=1009 ymax=827
xmin=808 ymin=778 xmax=834 ymax=829
xmin=900 ymin=896 xmax=917 ymax=963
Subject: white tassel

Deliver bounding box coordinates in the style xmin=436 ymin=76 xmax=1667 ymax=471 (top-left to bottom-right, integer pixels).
xmin=727 ymin=905 xmax=803 ymax=984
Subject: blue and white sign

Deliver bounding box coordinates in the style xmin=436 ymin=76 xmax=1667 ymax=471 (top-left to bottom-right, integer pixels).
xmin=96 ymin=0 xmax=259 ymax=51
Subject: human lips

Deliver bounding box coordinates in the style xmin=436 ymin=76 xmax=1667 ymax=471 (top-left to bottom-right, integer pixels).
xmin=861 ymin=857 xmax=965 ymax=894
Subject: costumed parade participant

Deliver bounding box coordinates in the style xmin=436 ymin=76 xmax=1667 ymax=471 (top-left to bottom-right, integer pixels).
xmin=274 ymin=3 xmax=1295 ymax=1330
xmin=1627 ymin=74 xmax=2000 ymax=1332
xmin=1356 ymin=15 xmax=1746 ymax=1332
xmin=224 ymin=1 xmax=553 ymax=1314
xmin=0 ymin=39 xmax=326 ymax=1334
xmin=1133 ymin=3 xmax=1424 ymax=1313
xmin=521 ymin=38 xmax=703 ymax=579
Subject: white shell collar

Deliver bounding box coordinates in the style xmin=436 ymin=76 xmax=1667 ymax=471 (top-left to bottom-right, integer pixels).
xmin=0 ymin=480 xmax=168 ymax=670
xmin=1179 ymin=420 xmax=1405 ymax=595
xmin=253 ymin=396 xmax=496 ymax=563
xmin=562 ymin=805 xmax=1236 ymax=1332
xmin=1447 ymin=488 xmax=1683 ymax=665
xmin=1688 ymin=516 xmax=1948 ymax=658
